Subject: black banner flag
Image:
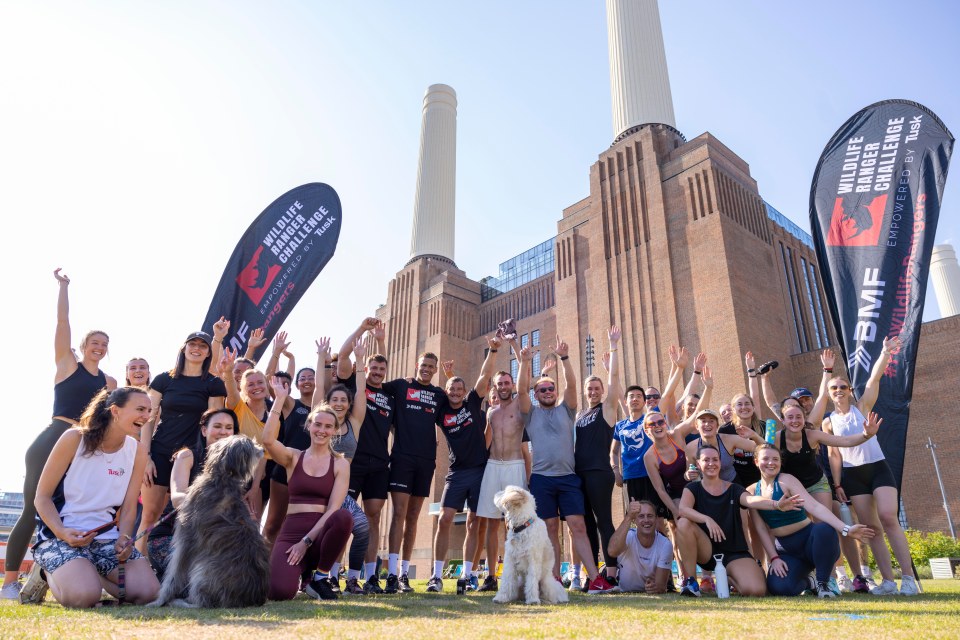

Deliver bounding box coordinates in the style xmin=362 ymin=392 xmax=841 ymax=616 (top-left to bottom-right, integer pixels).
xmin=809 ymin=100 xmax=953 ymax=491
xmin=201 ymin=183 xmax=342 ymax=360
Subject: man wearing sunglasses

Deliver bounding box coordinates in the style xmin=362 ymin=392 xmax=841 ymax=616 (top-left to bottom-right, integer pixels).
xmin=518 ymin=337 xmax=614 ymax=594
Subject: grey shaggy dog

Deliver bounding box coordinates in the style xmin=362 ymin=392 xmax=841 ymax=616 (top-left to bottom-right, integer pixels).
xmin=148 ymin=435 xmax=270 ymax=608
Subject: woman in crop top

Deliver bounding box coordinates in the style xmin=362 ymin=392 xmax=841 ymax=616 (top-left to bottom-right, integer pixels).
xmin=675 ymin=444 xmax=796 ymax=598
xmin=746 ymin=444 xmax=874 ymax=597
xmin=27 ymin=387 xmax=159 ymax=607
xmin=822 ymin=335 xmax=917 ymax=595
xmin=263 ymin=381 xmax=353 ymax=601
xmin=3 ymin=270 xmax=118 ymax=599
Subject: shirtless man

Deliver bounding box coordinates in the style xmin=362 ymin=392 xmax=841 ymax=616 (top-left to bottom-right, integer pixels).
xmin=475 ymin=338 xmax=531 ymax=592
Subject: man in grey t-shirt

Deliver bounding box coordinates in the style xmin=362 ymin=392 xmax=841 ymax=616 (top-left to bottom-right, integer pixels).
xmin=518 ymin=338 xmax=613 ymax=594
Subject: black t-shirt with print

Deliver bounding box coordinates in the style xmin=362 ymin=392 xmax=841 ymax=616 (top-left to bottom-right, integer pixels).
xmin=435 ymin=389 xmax=488 ymax=471
xmin=382 ymin=378 xmax=445 ymax=461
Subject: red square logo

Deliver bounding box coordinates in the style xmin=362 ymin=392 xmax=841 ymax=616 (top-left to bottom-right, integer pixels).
xmin=826 ymin=195 xmax=887 ymax=247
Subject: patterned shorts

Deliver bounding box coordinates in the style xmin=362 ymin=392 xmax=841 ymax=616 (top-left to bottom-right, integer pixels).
xmin=34 ymin=538 xmax=144 ymax=576
xmin=147 ymin=535 xmax=173 ymax=579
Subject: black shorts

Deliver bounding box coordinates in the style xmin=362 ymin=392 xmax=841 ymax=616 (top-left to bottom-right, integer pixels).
xmin=840 ymin=459 xmax=896 ymax=497
xmin=149 ymin=449 xmax=176 ymax=488
xmin=349 ymin=455 xmax=390 ymax=502
xmin=389 ymin=453 xmax=435 ymax=498
xmin=625 ymin=476 xmax=669 ymax=518
xmin=440 ymin=465 xmax=485 ymax=512
xmin=699 ymin=550 xmax=753 ymax=571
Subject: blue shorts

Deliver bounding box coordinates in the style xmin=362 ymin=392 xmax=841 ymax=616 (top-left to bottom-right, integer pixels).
xmin=34 ymin=538 xmax=144 ymax=576
xmin=441 ymin=465 xmax=486 ymax=512
xmin=529 ymin=473 xmax=584 ymax=519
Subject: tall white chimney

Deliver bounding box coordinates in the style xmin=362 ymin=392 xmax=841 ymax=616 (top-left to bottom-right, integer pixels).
xmin=409 ymin=84 xmax=457 ymax=262
xmin=606 ymin=0 xmax=677 ymax=138
xmin=930 ymin=243 xmax=960 ymax=318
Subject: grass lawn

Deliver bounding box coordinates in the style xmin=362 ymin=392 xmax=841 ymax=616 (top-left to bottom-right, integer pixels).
xmin=3 ymin=579 xmax=959 ymax=639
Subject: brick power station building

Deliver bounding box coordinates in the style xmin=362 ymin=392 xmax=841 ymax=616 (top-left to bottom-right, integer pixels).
xmin=368 ymin=1 xmax=960 ymax=576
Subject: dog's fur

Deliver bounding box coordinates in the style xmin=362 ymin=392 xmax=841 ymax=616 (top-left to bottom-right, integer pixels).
xmin=148 ymin=436 xmax=270 ymax=608
xmin=492 ymin=485 xmax=568 ymax=605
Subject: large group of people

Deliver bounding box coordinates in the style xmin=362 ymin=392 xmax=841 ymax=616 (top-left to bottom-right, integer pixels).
xmin=0 ymin=268 xmax=921 ymax=608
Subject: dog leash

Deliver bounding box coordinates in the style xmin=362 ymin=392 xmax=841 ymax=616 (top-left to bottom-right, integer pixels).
xmin=117 ymin=508 xmax=179 ymax=553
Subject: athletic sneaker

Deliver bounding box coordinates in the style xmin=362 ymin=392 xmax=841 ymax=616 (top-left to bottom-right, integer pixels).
xmin=426 ymin=576 xmax=443 ymax=593
xmin=343 ymin=577 xmax=365 ymax=595
xmin=384 ymin=574 xmax=400 ymax=594
xmin=827 ymin=577 xmax=842 ymax=596
xmin=328 ymin=576 xmax=341 ymax=595
xmin=305 ymin=577 xmax=338 ymax=601
xmin=586 ymin=575 xmax=615 ymax=594
xmin=19 ymin=564 xmax=48 ymax=605
xmin=467 ymin=575 xmax=479 ymax=591
xmin=837 ymin=575 xmax=854 ymax=592
xmin=699 ymin=576 xmax=716 ymax=594
xmin=680 ymin=577 xmax=701 ymax=597
xmin=817 ymin=581 xmax=838 ymax=598
xmin=870 ymin=579 xmax=899 ymax=595
xmin=399 ymin=574 xmax=414 ymax=593
xmin=569 ymin=575 xmax=582 ymax=592
xmin=852 ymin=575 xmax=871 ymax=593
xmin=1 ymin=582 xmax=22 ymax=600
xmin=478 ymin=576 xmax=498 ymax=592
xmin=899 ymin=576 xmax=920 ymax=596
xmin=363 ymin=576 xmax=384 ymax=595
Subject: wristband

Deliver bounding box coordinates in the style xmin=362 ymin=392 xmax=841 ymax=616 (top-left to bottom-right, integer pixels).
xmin=748 ymin=374 xmax=757 ymax=378
xmin=302 ymin=536 xmax=314 ymax=547
xmin=270 ymin=409 xmax=282 ymax=416
xmin=609 ymin=348 xmax=618 ymax=352
xmin=694 ymin=370 xmax=702 ymax=375
xmin=862 ymin=431 xmax=873 ymax=440
xmin=823 ymin=367 xmax=833 ymax=373
xmin=841 ymin=525 xmax=850 ymax=537
xmin=833 ymin=484 xmax=842 ymax=490
xmin=212 ymin=337 xmax=222 ymax=343
xmin=324 ymin=365 xmax=333 ymax=369
xmin=770 ymin=555 xmax=781 ymax=563
xmin=560 ymin=355 xmax=569 ymax=361
xmin=489 ymin=349 xmax=498 ymax=353
xmin=747 ymin=368 xmax=756 ymax=374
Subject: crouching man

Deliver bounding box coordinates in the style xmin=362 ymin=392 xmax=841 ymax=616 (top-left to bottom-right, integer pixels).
xmin=607 ymin=498 xmax=673 ymax=594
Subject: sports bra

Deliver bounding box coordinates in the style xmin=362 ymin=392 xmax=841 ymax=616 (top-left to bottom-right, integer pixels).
xmin=655 ymin=440 xmax=688 ymax=499
xmin=287 ymin=451 xmax=335 ymax=506
xmin=52 ymin=364 xmax=107 ymax=421
xmin=754 ymin=474 xmax=808 ymax=529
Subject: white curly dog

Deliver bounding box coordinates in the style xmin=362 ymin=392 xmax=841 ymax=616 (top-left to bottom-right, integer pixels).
xmin=492 ymin=485 xmax=569 ymax=605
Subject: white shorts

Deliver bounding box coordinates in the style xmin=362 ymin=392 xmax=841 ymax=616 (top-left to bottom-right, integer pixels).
xmin=476 ymin=459 xmax=527 ymax=519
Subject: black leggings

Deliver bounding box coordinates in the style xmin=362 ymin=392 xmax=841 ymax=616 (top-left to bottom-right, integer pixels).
xmin=578 ymin=469 xmax=616 ymax=567
xmin=7 ymin=419 xmax=73 ymax=574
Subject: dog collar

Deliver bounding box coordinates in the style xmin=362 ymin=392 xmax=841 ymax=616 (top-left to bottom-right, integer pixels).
xmin=512 ymin=517 xmax=535 ymax=534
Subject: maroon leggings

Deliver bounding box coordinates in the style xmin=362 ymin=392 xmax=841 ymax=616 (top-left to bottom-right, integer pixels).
xmin=269 ymin=509 xmax=353 ymax=600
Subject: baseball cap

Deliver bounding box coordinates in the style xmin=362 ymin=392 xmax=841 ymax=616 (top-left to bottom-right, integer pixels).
xmin=695 ymin=409 xmax=721 ymax=421
xmin=184 ymin=331 xmax=213 ymax=347
xmin=790 ymin=387 xmax=813 ymax=399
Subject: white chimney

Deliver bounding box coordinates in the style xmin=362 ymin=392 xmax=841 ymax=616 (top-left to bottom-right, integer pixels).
xmin=606 ymin=0 xmax=677 ymax=138
xmin=409 ymin=84 xmax=457 ymax=262
xmin=930 ymin=243 xmax=960 ymax=318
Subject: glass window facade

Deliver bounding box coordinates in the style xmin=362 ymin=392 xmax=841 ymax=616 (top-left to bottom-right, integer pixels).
xmin=521 ymin=334 xmax=529 ymax=349
xmin=532 ymin=351 xmax=541 ymax=377
xmin=532 ymin=329 xmax=540 ymax=347
xmin=480 ymin=238 xmax=555 ymax=301
xmin=765 ymin=202 xmax=814 ymax=250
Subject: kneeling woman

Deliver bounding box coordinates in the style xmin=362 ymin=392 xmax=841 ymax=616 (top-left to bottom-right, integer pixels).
xmin=747 ymin=444 xmax=874 ymax=597
xmin=263 ymin=381 xmax=353 ymax=601
xmin=29 ymin=387 xmax=160 ymax=607
xmin=675 ymin=445 xmax=800 ymax=597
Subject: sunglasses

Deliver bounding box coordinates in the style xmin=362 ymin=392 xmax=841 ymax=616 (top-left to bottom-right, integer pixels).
xmin=646 ymin=394 xmax=661 ymax=400
xmin=536 ymin=386 xmax=555 ymax=393
xmin=829 ymin=384 xmax=850 ymax=391
xmin=646 ymin=419 xmax=666 ymax=427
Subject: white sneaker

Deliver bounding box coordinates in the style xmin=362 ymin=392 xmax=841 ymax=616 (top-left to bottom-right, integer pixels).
xmin=836 ymin=575 xmax=854 ymax=592
xmin=870 ymin=579 xmax=898 ymax=595
xmin=19 ymin=563 xmax=49 ymax=605
xmin=569 ymin=575 xmax=582 ymax=591
xmin=0 ymin=582 xmax=22 ymax=600
xmin=899 ymin=576 xmax=920 ymax=596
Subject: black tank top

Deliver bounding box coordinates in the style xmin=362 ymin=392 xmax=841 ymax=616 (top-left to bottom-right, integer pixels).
xmin=779 ymin=429 xmax=824 ymax=488
xmin=52 ymin=364 xmax=107 ymax=421
xmin=574 ymin=404 xmax=614 ymax=473
xmin=687 ymin=480 xmax=749 ymax=555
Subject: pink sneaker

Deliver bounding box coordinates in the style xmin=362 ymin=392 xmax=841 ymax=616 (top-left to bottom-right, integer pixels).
xmin=586 ymin=575 xmax=615 ymax=594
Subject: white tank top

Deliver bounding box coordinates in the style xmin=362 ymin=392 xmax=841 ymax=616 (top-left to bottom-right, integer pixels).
xmin=60 ymin=435 xmax=139 ymax=540
xmin=829 ymin=406 xmax=885 ymax=467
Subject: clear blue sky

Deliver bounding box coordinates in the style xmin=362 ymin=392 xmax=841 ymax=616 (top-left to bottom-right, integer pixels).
xmin=1 ymin=1 xmax=957 ymax=491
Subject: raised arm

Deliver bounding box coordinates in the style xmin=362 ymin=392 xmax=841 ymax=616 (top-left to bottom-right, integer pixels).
xmin=263 ymin=378 xmax=295 ymax=467
xmin=315 ymin=338 xmax=330 ymax=404
xmin=53 ymin=269 xmax=78 ymax=382
xmin=661 ymin=346 xmax=687 ymax=411
xmin=264 ymin=331 xmax=290 ymax=377
xmin=745 ymin=351 xmax=762 ymax=421
xmin=211 ymin=317 xmax=229 ymax=374
xmin=472 ymin=335 xmax=501 ymax=395
xmin=221 ymin=348 xmax=242 ymax=410
xmin=807 ymin=349 xmax=835 ymax=426
xmin=859 ymin=335 xmax=900 ymax=415
xmin=517 ymin=345 xmax=533 ymax=413
xmin=373 ymin=319 xmax=386 ymax=357
xmin=349 ymin=338 xmax=367 ymax=427
xmin=671 ymin=366 xmax=713 ymax=440
xmin=757 ymin=354 xmax=781 ymax=419
xmin=244 ymin=327 xmax=266 ymax=363
xmin=556 ymin=335 xmax=577 ymax=410
xmin=602 ymin=326 xmax=623 ymax=426
xmin=607 ymin=498 xmax=640 ymax=558
xmin=338 ymin=317 xmax=377 ymax=381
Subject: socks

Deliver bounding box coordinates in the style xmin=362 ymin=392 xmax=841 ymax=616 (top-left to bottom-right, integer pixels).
xmin=434 ymin=560 xmax=444 ymax=579
xmin=573 ymin=563 xmax=581 ymax=578
xmin=388 ymin=554 xmax=399 ymax=576
xmin=364 ymin=562 xmax=377 ymax=580
xmin=314 ymin=570 xmax=329 ymax=580
xmin=401 ymin=560 xmax=410 ymax=575
xmin=348 ymin=569 xmax=361 ymax=580
xmin=836 ymin=566 xmax=849 ymax=579
xmin=463 ymin=561 xmax=473 ymax=577
xmin=330 ymin=563 xmax=340 ymax=578
xmin=861 ymin=565 xmax=873 ymax=579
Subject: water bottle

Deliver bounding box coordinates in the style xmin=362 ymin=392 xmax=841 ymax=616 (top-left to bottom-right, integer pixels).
xmin=839 ymin=502 xmax=853 ymax=526
xmin=456 ymin=578 xmax=467 ymax=595
xmin=765 ymin=419 xmax=777 ymax=444
xmin=713 ymin=554 xmax=730 ymax=598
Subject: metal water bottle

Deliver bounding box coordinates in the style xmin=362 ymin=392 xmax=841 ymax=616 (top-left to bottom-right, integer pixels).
xmin=765 ymin=419 xmax=777 ymax=444
xmin=713 ymin=554 xmax=730 ymax=598
xmin=839 ymin=502 xmax=854 ymax=526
